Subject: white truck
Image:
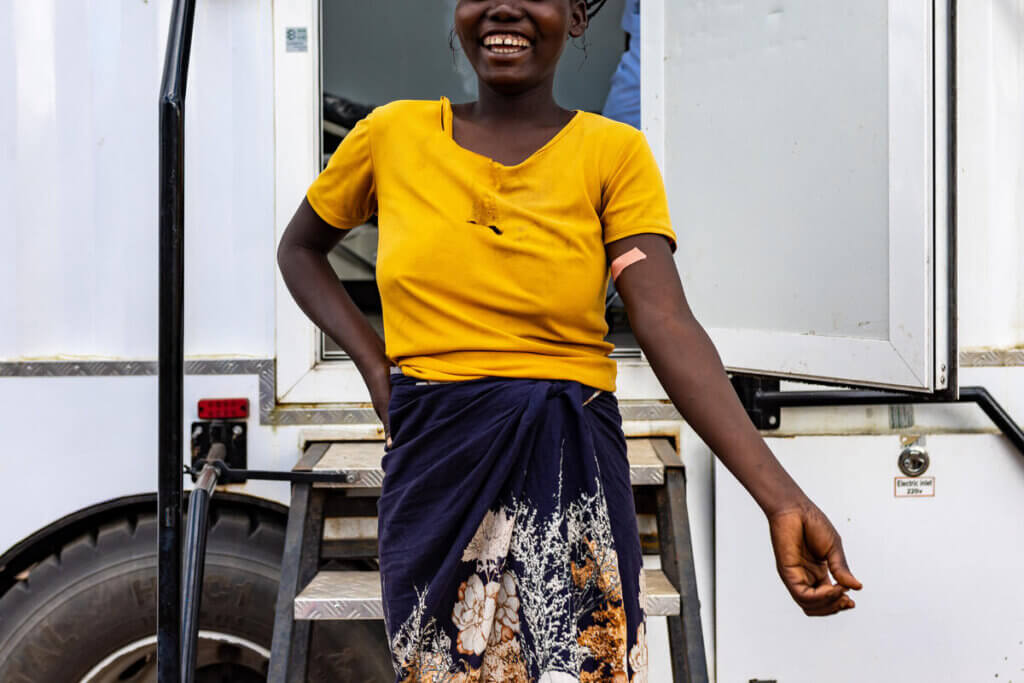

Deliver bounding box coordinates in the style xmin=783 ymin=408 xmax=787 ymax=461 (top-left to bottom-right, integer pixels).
xmin=1 ymin=1 xmax=1021 ymax=681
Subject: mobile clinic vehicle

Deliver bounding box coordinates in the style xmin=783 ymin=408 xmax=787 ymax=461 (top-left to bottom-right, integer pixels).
xmin=1 ymin=0 xmax=1022 ymax=681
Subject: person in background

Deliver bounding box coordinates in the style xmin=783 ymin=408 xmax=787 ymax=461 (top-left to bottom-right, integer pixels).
xmin=602 ymin=0 xmax=641 ymax=128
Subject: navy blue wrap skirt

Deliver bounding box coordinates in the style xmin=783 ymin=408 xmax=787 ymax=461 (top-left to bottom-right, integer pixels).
xmin=378 ymin=370 xmax=649 ymax=683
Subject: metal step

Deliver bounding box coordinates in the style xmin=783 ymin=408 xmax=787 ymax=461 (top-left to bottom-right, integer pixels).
xmin=294 ymin=568 xmax=681 ymax=620
xmin=304 ymin=437 xmax=674 ymax=489
xmin=319 ymin=514 xmax=660 ymax=549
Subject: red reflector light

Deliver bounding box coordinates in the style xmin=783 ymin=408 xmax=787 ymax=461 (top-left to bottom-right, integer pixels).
xmin=198 ymin=398 xmax=249 ymax=419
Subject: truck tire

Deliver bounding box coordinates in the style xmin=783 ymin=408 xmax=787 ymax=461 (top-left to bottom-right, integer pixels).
xmin=0 ymin=507 xmax=393 ymax=682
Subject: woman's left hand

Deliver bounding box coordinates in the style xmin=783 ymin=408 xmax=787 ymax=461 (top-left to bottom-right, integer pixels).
xmin=364 ymin=361 xmax=392 ymax=447
xmin=767 ymin=498 xmax=863 ymax=616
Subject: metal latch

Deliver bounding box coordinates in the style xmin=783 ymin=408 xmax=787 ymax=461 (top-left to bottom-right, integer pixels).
xmin=898 ymin=437 xmax=930 ymax=477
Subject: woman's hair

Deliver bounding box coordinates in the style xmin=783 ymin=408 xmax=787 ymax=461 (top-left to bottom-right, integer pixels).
xmin=585 ymin=0 xmax=609 ymax=19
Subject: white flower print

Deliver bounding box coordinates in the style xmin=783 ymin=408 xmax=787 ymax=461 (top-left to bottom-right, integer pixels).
xmin=539 ymin=671 xmax=579 ymax=683
xmin=388 ymin=585 xmax=456 ymax=681
xmin=637 ymin=567 xmax=647 ymax=618
xmin=628 ymin=621 xmax=648 ymax=683
xmin=463 ymin=506 xmax=516 ymax=574
xmin=510 ymin=463 xmax=620 ymax=675
xmin=452 ymin=573 xmax=500 ymax=655
xmin=489 ymin=570 xmax=521 ymax=646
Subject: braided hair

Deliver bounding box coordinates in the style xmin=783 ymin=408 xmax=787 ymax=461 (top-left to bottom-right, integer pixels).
xmin=585 ymin=0 xmax=609 ymax=19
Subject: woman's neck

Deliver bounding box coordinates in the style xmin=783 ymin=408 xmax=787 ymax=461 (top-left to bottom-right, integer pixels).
xmin=465 ymin=77 xmax=570 ymax=127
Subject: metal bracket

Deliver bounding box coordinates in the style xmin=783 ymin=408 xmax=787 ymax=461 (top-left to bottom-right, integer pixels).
xmin=730 ymin=375 xmax=781 ymax=430
xmin=190 ymin=420 xmax=247 ymax=475
xmin=184 ymin=459 xmax=358 ymax=485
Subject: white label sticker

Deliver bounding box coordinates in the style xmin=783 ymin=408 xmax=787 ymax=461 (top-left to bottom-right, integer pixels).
xmin=286 ymin=27 xmax=308 ymax=53
xmin=894 ymin=477 xmax=935 ymax=498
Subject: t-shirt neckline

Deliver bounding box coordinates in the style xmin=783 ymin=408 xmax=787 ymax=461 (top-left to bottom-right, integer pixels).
xmin=439 ymin=96 xmax=582 ymax=170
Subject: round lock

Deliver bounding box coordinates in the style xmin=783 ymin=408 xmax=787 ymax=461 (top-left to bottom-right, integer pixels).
xmin=898 ymin=446 xmax=930 ymax=477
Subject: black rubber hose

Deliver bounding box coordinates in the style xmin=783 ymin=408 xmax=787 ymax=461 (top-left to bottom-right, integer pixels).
xmin=180 ymin=444 xmax=223 ymax=682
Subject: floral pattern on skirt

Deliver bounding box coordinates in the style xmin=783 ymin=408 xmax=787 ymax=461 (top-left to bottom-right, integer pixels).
xmin=379 ymin=373 xmax=647 ymax=682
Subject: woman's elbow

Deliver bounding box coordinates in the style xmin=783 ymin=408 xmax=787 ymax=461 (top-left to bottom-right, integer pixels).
xmin=276 ymin=237 xmax=307 ymax=282
xmin=276 ymin=238 xmax=293 ymax=275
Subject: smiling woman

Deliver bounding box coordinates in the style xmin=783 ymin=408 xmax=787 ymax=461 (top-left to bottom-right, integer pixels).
xmin=280 ymin=0 xmax=862 ymax=680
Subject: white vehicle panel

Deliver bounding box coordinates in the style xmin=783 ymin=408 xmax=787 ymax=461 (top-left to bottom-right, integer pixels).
xmin=0 ymin=372 xmax=291 ymax=554
xmin=715 ymin=431 xmax=1024 ymax=683
xmin=0 ymin=0 xmax=275 ymax=362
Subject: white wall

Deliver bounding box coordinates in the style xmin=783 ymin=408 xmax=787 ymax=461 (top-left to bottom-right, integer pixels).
xmin=957 ymin=0 xmax=1024 ymax=350
xmin=0 ymin=0 xmax=276 ymax=362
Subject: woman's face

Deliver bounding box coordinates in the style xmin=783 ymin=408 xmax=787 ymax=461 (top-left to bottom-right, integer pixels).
xmin=454 ymin=1 xmax=588 ymax=95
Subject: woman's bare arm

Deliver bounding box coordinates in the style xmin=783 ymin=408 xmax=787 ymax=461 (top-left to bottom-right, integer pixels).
xmin=277 ymin=198 xmax=392 ymax=435
xmin=608 ymin=233 xmax=862 ymax=616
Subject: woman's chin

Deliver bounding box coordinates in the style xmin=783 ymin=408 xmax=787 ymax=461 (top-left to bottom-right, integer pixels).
xmin=475 ymin=68 xmax=548 ymax=95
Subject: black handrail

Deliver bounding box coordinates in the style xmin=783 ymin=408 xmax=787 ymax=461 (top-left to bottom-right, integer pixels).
xmin=158 ymin=1 xmax=196 ymax=681
xmin=751 ymin=384 xmax=1024 ymax=457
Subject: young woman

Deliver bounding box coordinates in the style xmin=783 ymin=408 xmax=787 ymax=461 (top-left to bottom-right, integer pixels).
xmin=278 ymin=1 xmax=862 ymax=680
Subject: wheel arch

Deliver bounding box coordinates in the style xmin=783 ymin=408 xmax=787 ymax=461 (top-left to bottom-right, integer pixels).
xmin=0 ymin=492 xmax=288 ymax=598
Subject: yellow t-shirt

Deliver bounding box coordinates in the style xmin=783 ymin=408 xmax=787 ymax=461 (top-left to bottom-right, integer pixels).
xmin=306 ymin=97 xmax=676 ymax=392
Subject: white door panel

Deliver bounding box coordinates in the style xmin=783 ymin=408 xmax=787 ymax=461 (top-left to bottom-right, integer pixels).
xmin=643 ymin=0 xmax=953 ymax=393
xmin=716 ymin=433 xmax=1024 ymax=682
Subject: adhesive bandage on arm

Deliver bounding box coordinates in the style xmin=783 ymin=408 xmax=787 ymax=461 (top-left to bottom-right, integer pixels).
xmin=609 ymin=246 xmax=648 ymax=282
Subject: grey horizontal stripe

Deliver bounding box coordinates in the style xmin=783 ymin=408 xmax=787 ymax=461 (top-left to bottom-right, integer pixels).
xmin=1 ymin=358 xmax=277 ymax=424
xmin=959 ymin=348 xmax=1024 ymax=367
xmin=0 ymin=360 xmax=158 ymax=377
xmin=0 ymin=358 xmax=273 ymax=377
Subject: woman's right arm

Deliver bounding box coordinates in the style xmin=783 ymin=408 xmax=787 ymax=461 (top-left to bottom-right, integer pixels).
xmin=277 ymin=198 xmax=392 ymax=436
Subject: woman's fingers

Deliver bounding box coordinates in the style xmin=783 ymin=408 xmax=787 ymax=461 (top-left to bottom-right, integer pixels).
xmin=787 ymin=576 xmax=844 ymax=605
xmin=780 ymin=565 xmax=842 ymax=603
xmin=826 ymin=541 xmax=863 ymax=591
xmin=779 ymin=566 xmax=856 ymax=615
xmin=803 ymin=593 xmax=856 ymax=617
xmin=800 ymin=504 xmax=864 ymax=592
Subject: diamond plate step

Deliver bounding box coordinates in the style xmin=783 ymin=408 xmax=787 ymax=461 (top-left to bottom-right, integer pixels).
xmin=306 ymin=437 xmax=673 ymax=490
xmin=294 ymin=568 xmax=681 ymax=620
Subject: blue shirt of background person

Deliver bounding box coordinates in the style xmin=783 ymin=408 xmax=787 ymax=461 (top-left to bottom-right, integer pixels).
xmin=601 ymin=0 xmax=641 ymax=129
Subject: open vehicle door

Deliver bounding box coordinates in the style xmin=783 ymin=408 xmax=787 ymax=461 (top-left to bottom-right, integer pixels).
xmin=642 ymin=0 xmax=956 ymax=396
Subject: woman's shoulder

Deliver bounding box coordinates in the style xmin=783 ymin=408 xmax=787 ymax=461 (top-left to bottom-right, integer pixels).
xmin=574 ymin=112 xmax=653 ymax=169
xmin=577 ymin=111 xmax=646 ymax=142
xmin=364 ymin=99 xmax=442 ymax=128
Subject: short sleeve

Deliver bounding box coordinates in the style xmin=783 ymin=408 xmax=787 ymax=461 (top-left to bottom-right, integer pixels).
xmin=306 ymin=112 xmax=377 ymax=229
xmin=600 ymin=130 xmax=677 ymax=253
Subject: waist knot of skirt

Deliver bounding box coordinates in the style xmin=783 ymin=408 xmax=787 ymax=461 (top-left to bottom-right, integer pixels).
xmin=378 ymin=372 xmax=648 ymax=683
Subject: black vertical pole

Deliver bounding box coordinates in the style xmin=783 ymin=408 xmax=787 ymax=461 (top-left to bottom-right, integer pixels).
xmin=158 ymin=1 xmax=196 ymax=681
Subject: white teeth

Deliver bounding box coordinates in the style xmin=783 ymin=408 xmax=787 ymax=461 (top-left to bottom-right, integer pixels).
xmin=483 ymin=33 xmax=530 ymax=50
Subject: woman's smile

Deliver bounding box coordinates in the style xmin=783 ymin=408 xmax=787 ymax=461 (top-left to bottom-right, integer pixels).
xmin=455 ymin=0 xmax=588 ymax=94
xmin=481 ymin=31 xmax=533 ymax=56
